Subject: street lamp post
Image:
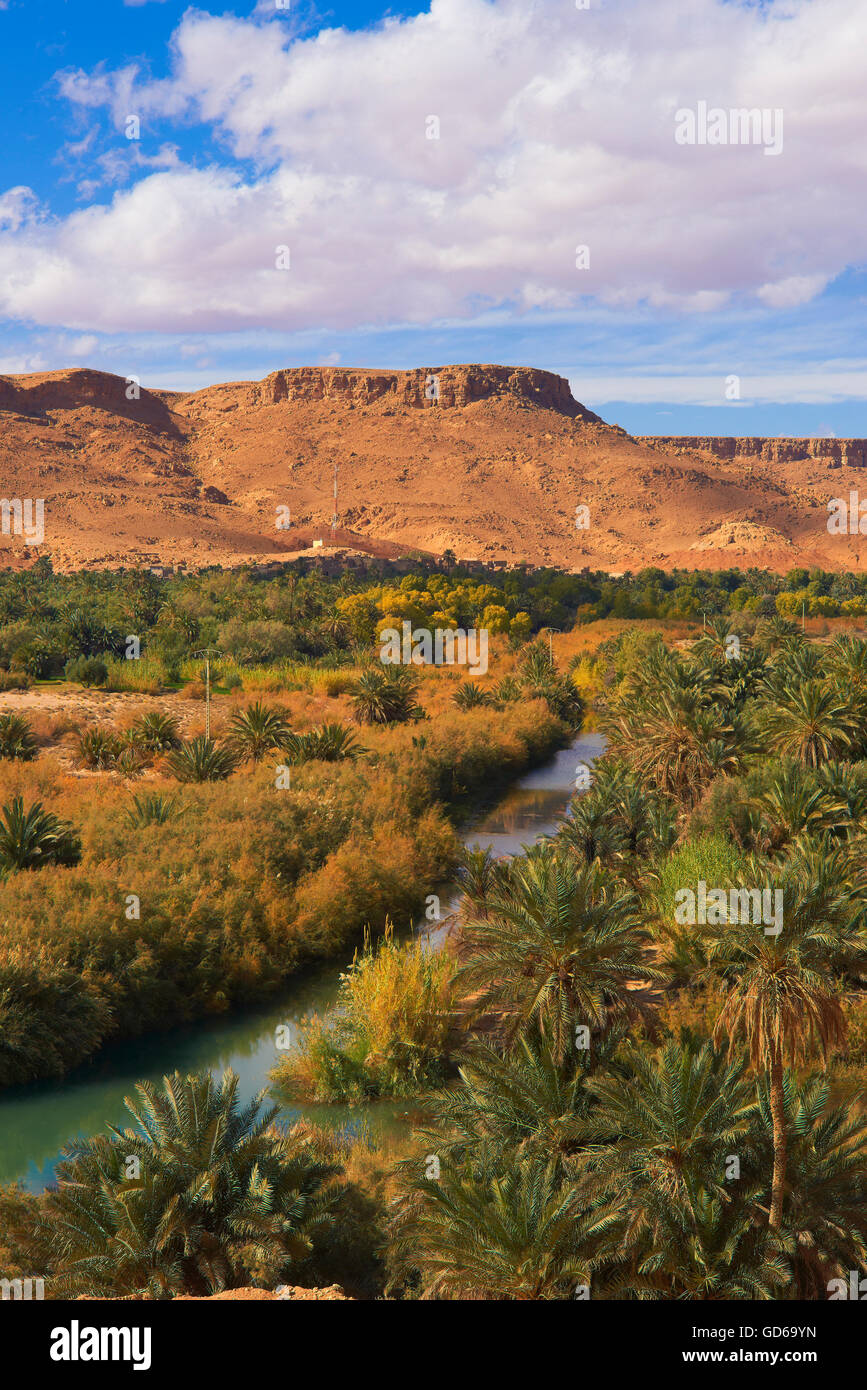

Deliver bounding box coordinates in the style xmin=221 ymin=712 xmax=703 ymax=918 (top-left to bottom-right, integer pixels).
xmin=193 ymin=648 xmax=221 ymax=740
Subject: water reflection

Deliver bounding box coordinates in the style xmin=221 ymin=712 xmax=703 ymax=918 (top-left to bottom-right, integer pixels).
xmin=0 ymin=732 xmax=606 ymax=1190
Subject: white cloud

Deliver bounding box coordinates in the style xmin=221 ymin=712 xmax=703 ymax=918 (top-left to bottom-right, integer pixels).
xmin=577 ymin=370 xmax=867 ymax=407
xmin=756 ymin=274 xmax=830 ymax=309
xmin=0 ymin=0 xmax=864 ymax=333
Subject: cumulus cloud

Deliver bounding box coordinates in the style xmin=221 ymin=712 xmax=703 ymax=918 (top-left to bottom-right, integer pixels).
xmin=0 ymin=0 xmax=864 ymax=333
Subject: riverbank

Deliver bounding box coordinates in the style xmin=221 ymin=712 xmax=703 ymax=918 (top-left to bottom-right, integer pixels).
xmin=0 ymin=730 xmax=604 ymax=1190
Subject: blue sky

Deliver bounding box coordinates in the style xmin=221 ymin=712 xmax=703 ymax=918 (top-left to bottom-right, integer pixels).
xmin=0 ymin=0 xmax=864 ymax=436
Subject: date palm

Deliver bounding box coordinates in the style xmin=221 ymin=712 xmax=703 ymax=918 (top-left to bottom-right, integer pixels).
xmin=452 ymin=681 xmax=494 ymax=710
xmin=457 ymin=850 xmax=656 ymax=1061
xmin=704 ymin=846 xmax=862 ymax=1228
xmin=414 ymin=1033 xmax=622 ymax=1176
xmin=351 ymin=667 xmax=421 ymax=725
xmin=757 ymin=1075 xmax=867 ymax=1296
xmin=758 ymin=681 xmax=859 ymax=768
xmin=0 ymin=796 xmax=81 ymax=871
xmin=282 ymin=722 xmax=365 ymax=763
xmin=167 ymin=735 xmax=238 ymax=782
xmin=452 ymin=845 xmax=504 ymax=919
xmin=124 ymin=793 xmax=182 ymax=828
xmin=606 ymin=685 xmax=749 ymax=805
xmin=582 ymin=1040 xmax=783 ymax=1299
xmin=391 ymin=1155 xmax=589 ymax=1300
xmin=748 ymin=761 xmax=846 ymax=854
xmin=133 ymin=710 xmax=181 ymax=752
xmin=826 ymin=633 xmax=867 ymax=699
xmin=754 ymin=615 xmax=801 ymax=655
xmin=0 ymin=712 xmax=37 ymax=761
xmin=692 ymin=615 xmax=744 ymax=668
xmin=41 ymin=1070 xmax=338 ymax=1299
xmin=228 ymin=701 xmax=291 ymax=763
xmin=558 ymin=789 xmax=626 ymax=865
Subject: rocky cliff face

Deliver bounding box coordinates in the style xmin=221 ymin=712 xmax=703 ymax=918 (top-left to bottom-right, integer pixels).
xmin=637 ymin=435 xmax=867 ymax=468
xmin=248 ymin=364 xmax=599 ymax=418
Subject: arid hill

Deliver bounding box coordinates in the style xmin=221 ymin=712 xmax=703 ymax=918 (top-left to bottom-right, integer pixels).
xmin=0 ymin=364 xmax=864 ymax=572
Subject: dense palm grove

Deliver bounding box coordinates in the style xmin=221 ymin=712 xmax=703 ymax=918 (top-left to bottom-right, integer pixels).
xmin=388 ymin=617 xmax=867 ymax=1298
xmin=4 ymin=575 xmax=867 ymax=1298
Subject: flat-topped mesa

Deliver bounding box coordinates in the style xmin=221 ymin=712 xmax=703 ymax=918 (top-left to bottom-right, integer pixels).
xmin=638 ymin=435 xmax=867 ymax=468
xmin=254 ymin=364 xmax=601 ymax=420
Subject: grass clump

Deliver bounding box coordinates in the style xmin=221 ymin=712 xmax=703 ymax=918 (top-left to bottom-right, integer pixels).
xmin=272 ymin=922 xmax=457 ymax=1102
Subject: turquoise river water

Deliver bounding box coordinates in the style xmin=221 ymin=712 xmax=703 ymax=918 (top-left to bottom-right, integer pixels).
xmin=0 ymin=733 xmax=606 ymax=1190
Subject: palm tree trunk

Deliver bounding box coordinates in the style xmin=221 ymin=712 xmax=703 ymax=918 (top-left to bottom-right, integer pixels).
xmin=768 ymin=1050 xmax=787 ymax=1229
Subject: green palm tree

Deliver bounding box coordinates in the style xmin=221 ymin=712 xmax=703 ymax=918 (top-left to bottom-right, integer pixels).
xmin=581 ymin=1039 xmax=787 ymax=1300
xmin=559 ymin=789 xmax=626 ymax=864
xmin=0 ymin=712 xmax=37 ymax=761
xmin=606 ymin=684 xmax=750 ymax=805
xmin=754 ymin=615 xmax=802 ymax=655
xmin=452 ymin=845 xmax=504 ymax=918
xmin=228 ymin=701 xmax=290 ymax=763
xmin=167 ymin=735 xmax=238 ymax=782
xmin=452 ymin=681 xmax=494 ymax=710
xmin=705 ymin=847 xmax=862 ymax=1228
xmin=415 ymin=1034 xmax=621 ymax=1176
xmin=283 ymin=722 xmax=366 ymax=763
xmin=826 ymin=633 xmax=867 ymax=694
xmin=692 ymin=616 xmax=744 ymax=668
xmin=41 ymin=1070 xmax=339 ymax=1299
xmin=749 ymin=762 xmax=846 ymax=854
xmin=757 ymin=1075 xmax=867 ymax=1296
xmin=0 ymin=796 xmax=81 ymax=871
xmin=458 ymin=850 xmax=656 ymax=1061
xmin=133 ymin=710 xmax=181 ymax=752
xmin=759 ymin=681 xmax=859 ymax=767
xmin=351 ymin=667 xmax=421 ymax=725
xmin=392 ymin=1156 xmax=589 ymax=1300
xmin=77 ymin=727 xmax=121 ymax=769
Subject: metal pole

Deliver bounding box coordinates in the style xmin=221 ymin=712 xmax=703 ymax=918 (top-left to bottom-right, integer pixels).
xmin=193 ymin=648 xmax=221 ymax=742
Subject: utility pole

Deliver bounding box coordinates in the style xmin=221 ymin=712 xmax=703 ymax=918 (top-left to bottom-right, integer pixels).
xmin=331 ymin=461 xmax=338 ymax=543
xmin=193 ymin=648 xmax=221 ymax=740
xmin=540 ymin=627 xmax=562 ymax=662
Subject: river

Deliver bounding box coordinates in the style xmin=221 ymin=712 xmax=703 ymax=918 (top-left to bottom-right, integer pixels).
xmin=0 ymin=732 xmax=606 ymax=1191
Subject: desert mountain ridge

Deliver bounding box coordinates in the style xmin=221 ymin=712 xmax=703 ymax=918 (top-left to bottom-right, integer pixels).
xmin=0 ymin=363 xmax=864 ymax=573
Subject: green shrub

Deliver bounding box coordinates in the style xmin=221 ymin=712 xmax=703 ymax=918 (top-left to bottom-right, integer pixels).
xmin=272 ymin=922 xmax=457 ymax=1102
xmin=167 ymin=735 xmax=238 ymax=782
xmin=77 ymin=728 xmax=120 ymax=769
xmin=0 ymin=713 xmax=37 ymax=762
xmin=64 ymin=656 xmax=108 ymax=687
